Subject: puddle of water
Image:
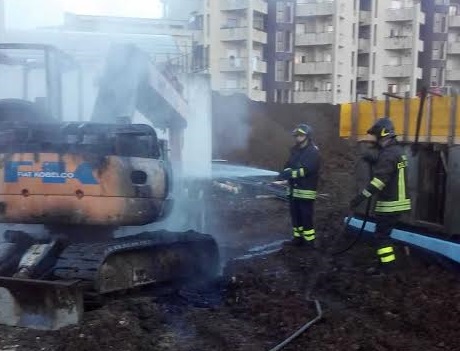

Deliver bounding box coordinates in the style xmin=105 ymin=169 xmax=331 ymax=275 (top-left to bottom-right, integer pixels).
xmin=233 ymin=239 xmax=287 ymax=261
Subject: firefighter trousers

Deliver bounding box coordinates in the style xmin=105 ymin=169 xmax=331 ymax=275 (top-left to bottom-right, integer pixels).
xmin=289 ymin=199 xmax=315 ymax=242
xmin=374 ymin=214 xmax=400 ymax=265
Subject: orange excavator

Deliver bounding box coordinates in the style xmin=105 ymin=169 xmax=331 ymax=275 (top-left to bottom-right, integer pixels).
xmin=0 ymin=43 xmax=219 ymax=330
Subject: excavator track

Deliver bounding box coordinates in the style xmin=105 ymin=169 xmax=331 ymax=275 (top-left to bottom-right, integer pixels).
xmin=53 ymin=231 xmax=220 ymax=294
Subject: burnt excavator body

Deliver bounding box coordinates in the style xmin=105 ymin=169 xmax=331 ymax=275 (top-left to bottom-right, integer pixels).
xmin=0 ymin=43 xmax=219 ymax=330
xmin=0 ymin=122 xmax=169 ymax=226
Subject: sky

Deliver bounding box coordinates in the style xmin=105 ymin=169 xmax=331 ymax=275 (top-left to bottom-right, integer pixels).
xmin=4 ymin=0 xmax=163 ymax=29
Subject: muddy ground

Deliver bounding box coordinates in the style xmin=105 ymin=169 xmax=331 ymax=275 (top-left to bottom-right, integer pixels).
xmin=1 ymin=141 xmax=459 ymax=350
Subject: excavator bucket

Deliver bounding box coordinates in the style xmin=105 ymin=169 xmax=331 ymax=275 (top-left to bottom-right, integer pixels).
xmin=0 ymin=277 xmax=83 ymax=330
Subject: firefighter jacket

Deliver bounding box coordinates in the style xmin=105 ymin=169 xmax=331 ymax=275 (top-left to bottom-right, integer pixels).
xmin=361 ymin=139 xmax=411 ymax=214
xmin=279 ymin=142 xmax=320 ymax=200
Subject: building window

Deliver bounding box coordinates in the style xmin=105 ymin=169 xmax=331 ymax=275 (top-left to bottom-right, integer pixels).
xmin=295 ymin=80 xmax=306 ymax=92
xmin=352 ymin=23 xmax=356 ymax=41
xmin=276 ymin=31 xmax=284 ymax=52
xmin=449 ymin=6 xmax=458 ymax=16
xmin=388 ymin=84 xmax=397 ymax=94
xmin=276 ymin=31 xmax=292 ymax=52
xmin=296 ymin=23 xmax=305 ymax=34
xmin=275 ymin=90 xmax=282 ymax=102
xmin=275 ymin=61 xmax=286 ymax=82
xmin=371 ymin=81 xmax=375 ymax=96
xmin=433 ymin=41 xmax=446 ymax=60
xmin=374 ymin=0 xmax=378 ymax=18
xmin=276 ymin=2 xmax=293 ymax=23
xmin=275 ymin=60 xmax=290 ymax=82
xmin=285 ymin=31 xmax=292 ymax=52
xmin=433 ymin=13 xmax=447 ymax=33
xmin=283 ymin=90 xmax=290 ymax=103
xmin=254 ymin=17 xmax=264 ymax=30
xmin=325 ymin=82 xmax=332 ymax=91
xmin=285 ymin=3 xmax=293 ymax=23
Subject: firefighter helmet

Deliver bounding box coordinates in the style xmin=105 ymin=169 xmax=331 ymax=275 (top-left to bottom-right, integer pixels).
xmin=292 ymin=123 xmax=312 ymax=137
xmin=367 ymin=117 xmax=396 ymax=138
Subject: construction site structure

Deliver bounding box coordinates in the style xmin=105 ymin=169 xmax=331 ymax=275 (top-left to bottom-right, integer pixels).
xmin=340 ymin=90 xmax=460 ymax=265
xmin=0 ymin=42 xmax=219 ymax=330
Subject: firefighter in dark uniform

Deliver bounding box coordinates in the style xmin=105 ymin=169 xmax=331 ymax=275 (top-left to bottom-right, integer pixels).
xmin=277 ymin=124 xmax=321 ymax=246
xmin=350 ymin=117 xmax=411 ymax=268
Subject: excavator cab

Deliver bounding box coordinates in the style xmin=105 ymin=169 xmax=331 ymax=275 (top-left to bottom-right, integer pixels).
xmin=0 ymin=43 xmax=82 ymax=122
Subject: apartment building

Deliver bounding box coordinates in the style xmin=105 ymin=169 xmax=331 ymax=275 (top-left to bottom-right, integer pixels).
xmin=358 ymin=0 xmax=425 ymax=99
xmin=293 ymin=0 xmax=358 ymax=104
xmin=163 ymin=0 xmax=460 ymax=103
xmin=447 ymin=0 xmax=460 ymax=92
xmin=181 ymin=0 xmax=269 ymax=101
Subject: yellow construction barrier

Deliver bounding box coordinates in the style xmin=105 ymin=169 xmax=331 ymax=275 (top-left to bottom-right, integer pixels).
xmin=340 ymin=96 xmax=460 ymax=145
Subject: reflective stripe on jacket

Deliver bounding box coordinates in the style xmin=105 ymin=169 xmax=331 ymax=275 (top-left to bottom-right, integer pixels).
xmin=361 ymin=139 xmax=411 ymax=214
xmin=280 ymin=142 xmax=320 ymax=200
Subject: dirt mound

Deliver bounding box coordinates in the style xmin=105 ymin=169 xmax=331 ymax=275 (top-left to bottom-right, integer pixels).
xmin=212 ymin=93 xmax=343 ymax=172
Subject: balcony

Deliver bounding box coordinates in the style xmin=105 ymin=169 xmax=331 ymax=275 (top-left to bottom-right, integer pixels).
xmin=386 ymin=8 xmax=425 ymax=24
xmin=295 ymin=62 xmax=333 ymax=75
xmin=252 ymin=58 xmax=267 ymax=73
xmin=384 ymin=36 xmax=423 ymax=50
xmin=221 ymin=0 xmax=268 ymax=14
xmin=250 ymin=89 xmax=267 ymax=101
xmin=359 ymin=11 xmax=371 ymax=26
xmin=446 ymin=70 xmax=460 ymax=81
xmin=220 ymin=87 xmax=247 ymax=96
xmin=296 ymin=32 xmax=334 ymax=46
xmin=253 ymin=28 xmax=268 ymax=44
xmin=383 ymin=65 xmax=412 ymax=78
xmin=293 ymin=90 xmax=333 ymax=104
xmin=357 ymin=66 xmax=369 ymax=79
xmin=382 ymin=65 xmax=422 ymax=78
xmin=221 ymin=0 xmax=248 ymax=11
xmin=296 ymin=1 xmax=334 ymax=17
xmin=221 ymin=27 xmax=247 ymax=41
xmin=385 ymin=8 xmax=413 ymax=22
xmin=358 ymin=38 xmax=370 ymax=53
xmin=448 ymin=42 xmax=460 ymax=55
xmin=449 ymin=16 xmax=460 ymax=28
xmin=220 ymin=57 xmax=247 ymax=72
